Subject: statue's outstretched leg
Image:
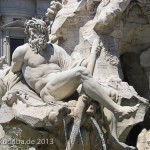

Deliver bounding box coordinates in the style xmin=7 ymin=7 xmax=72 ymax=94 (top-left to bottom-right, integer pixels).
xmin=40 ymin=66 xmax=139 ymax=121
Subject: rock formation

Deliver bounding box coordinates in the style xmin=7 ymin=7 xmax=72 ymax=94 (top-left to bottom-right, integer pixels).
xmin=0 ymin=0 xmax=149 ymax=150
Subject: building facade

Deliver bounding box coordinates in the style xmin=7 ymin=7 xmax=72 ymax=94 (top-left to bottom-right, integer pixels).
xmin=0 ymin=0 xmax=50 ymax=64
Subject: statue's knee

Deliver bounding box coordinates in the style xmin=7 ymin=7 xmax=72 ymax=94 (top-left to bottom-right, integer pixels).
xmin=40 ymin=88 xmax=46 ymax=99
xmin=40 ymin=84 xmax=52 ymax=97
xmin=40 ymin=86 xmax=56 ymax=102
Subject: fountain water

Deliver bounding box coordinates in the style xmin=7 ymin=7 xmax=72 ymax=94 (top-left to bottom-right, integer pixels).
xmin=66 ymin=119 xmax=81 ymax=150
xmin=79 ymin=129 xmax=84 ymax=150
xmin=90 ymin=117 xmax=107 ymax=150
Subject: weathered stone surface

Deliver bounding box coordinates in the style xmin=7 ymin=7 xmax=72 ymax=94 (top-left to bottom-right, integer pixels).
xmin=94 ymin=0 xmax=131 ymax=34
xmin=137 ymin=129 xmax=150 ymax=150
xmin=13 ymin=100 xmax=70 ymax=127
xmin=28 ymin=148 xmax=36 ymax=150
xmin=111 ymin=1 xmax=150 ymax=55
xmin=1 ymin=121 xmax=58 ymax=150
xmin=0 ymin=104 xmax=15 ymax=123
xmin=0 ymin=124 xmax=5 ymax=139
xmin=0 ymin=145 xmax=10 ymax=150
xmin=51 ymin=0 xmax=100 ymax=54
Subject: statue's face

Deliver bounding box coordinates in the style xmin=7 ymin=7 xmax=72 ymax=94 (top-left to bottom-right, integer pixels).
xmin=28 ymin=27 xmax=47 ymax=54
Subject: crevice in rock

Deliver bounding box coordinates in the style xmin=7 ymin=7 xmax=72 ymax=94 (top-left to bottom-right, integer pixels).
xmin=120 ymin=52 xmax=150 ymax=147
xmin=125 ymin=122 xmax=143 ymax=147
xmin=120 ymin=52 xmax=149 ymax=97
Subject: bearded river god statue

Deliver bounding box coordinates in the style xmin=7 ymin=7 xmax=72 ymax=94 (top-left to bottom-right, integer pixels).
xmin=0 ymin=17 xmax=148 ymax=150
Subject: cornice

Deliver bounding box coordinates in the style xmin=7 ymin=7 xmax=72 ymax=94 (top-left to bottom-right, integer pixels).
xmin=1 ymin=20 xmax=25 ymax=31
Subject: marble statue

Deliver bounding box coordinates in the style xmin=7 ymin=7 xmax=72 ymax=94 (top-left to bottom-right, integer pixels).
xmin=45 ymin=1 xmax=62 ymax=43
xmin=45 ymin=1 xmax=62 ymax=21
xmin=0 ymin=1 xmax=149 ymax=149
xmin=11 ymin=18 xmax=139 ymax=122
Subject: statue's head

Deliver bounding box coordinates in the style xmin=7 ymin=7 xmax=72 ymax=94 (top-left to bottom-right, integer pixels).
xmin=25 ymin=18 xmax=48 ymax=54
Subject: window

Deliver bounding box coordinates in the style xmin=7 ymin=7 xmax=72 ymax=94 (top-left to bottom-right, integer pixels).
xmin=13 ymin=18 xmax=22 ymax=21
xmin=10 ymin=38 xmax=24 ymax=62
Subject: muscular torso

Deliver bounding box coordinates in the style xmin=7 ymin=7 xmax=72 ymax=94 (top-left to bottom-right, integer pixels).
xmin=22 ymin=44 xmax=62 ymax=93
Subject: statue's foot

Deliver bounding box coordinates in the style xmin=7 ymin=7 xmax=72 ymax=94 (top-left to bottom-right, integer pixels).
xmin=110 ymin=135 xmax=137 ymax=150
xmin=114 ymin=104 xmax=140 ymax=121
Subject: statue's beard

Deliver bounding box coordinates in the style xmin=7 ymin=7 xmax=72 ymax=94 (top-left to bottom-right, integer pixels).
xmin=29 ymin=36 xmax=47 ymax=54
